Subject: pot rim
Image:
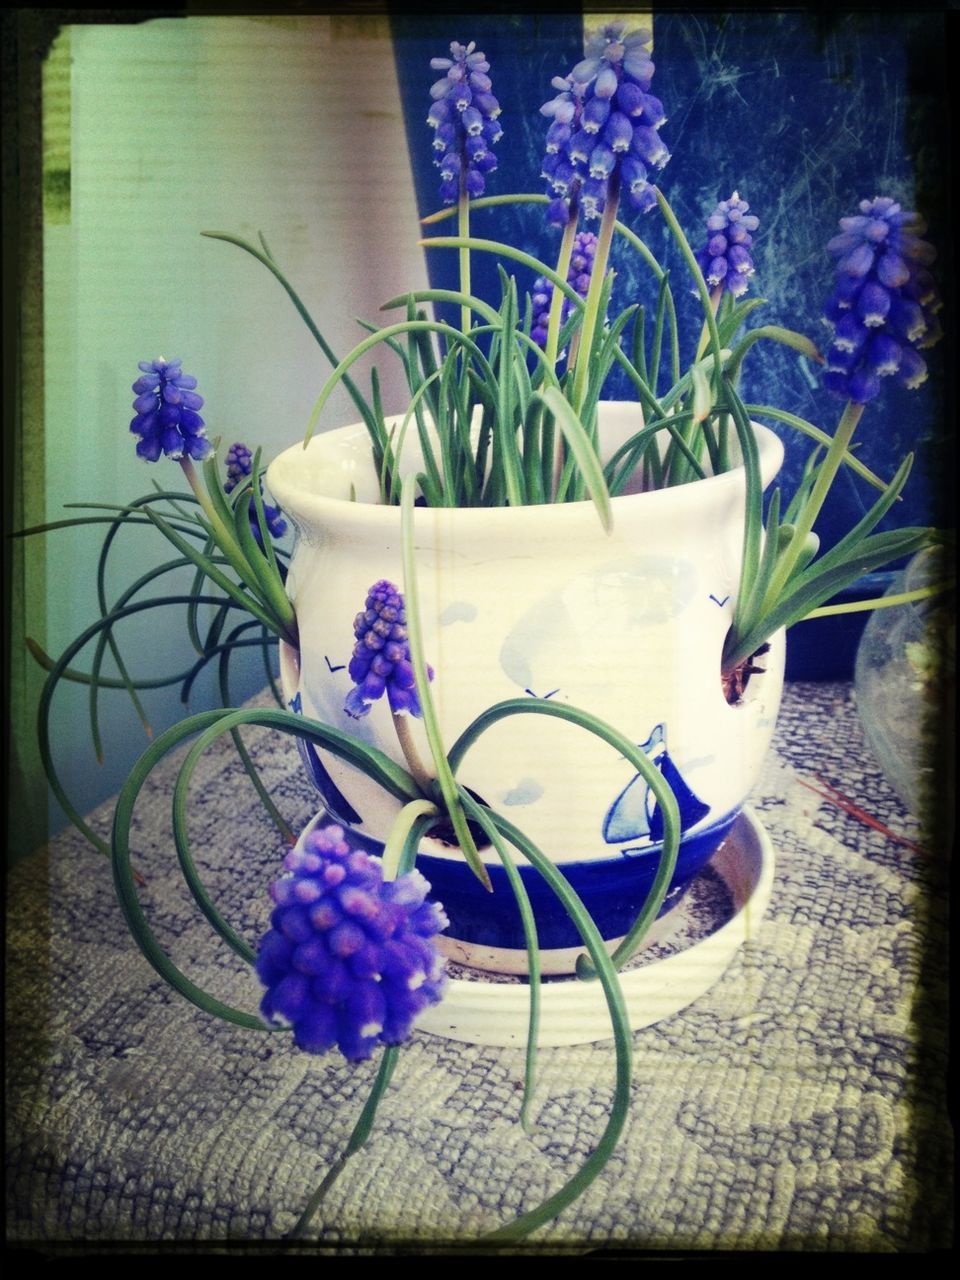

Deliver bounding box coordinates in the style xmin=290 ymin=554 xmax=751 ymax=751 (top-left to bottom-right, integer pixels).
xmin=266 ymin=403 xmax=784 ymax=534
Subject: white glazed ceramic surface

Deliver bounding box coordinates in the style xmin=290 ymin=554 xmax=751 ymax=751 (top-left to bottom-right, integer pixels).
xmin=267 ymin=404 xmax=785 ymax=867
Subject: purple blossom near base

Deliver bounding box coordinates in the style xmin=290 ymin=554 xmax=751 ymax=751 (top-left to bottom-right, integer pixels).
xmin=427 ymin=41 xmax=501 ymax=205
xmin=822 ymin=197 xmax=942 ymax=404
xmin=222 ymin=441 xmax=287 ymax=542
xmin=540 ymin=22 xmax=668 ymax=225
xmin=695 ymin=192 xmax=759 ymax=299
xmin=257 ymin=825 xmax=448 ymax=1062
xmin=345 ymin=581 xmax=434 ymax=719
xmin=129 ymin=357 xmax=213 ymax=462
xmin=531 ymin=230 xmax=599 ymax=348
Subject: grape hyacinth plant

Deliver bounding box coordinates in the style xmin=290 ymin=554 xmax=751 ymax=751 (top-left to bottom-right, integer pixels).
xmin=24 ymin=17 xmax=947 ymax=1249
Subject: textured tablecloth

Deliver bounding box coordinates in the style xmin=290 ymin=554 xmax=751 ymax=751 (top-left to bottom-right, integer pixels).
xmin=6 ymin=682 xmax=952 ymax=1252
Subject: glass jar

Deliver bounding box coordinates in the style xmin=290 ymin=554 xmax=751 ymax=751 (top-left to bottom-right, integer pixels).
xmin=853 ymin=547 xmax=954 ymax=816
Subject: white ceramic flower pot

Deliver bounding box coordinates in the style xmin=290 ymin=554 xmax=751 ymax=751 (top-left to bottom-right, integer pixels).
xmin=267 ymin=404 xmax=785 ymax=974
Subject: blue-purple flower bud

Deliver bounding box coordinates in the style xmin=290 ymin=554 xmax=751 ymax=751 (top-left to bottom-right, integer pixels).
xmin=822 ymin=196 xmax=942 ymax=403
xmin=257 ymin=824 xmax=447 ymax=1061
xmin=129 ymin=357 xmax=212 ymax=463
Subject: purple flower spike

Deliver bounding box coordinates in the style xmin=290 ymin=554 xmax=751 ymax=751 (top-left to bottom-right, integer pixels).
xmin=427 ymin=41 xmax=500 ymax=205
xmin=695 ymin=192 xmax=759 ymax=300
xmin=129 ymin=357 xmax=212 ymax=463
xmin=822 ymin=196 xmax=942 ymax=403
xmin=257 ymin=824 xmax=448 ymax=1061
xmin=223 ymin=441 xmax=287 ymax=543
xmin=540 ymin=23 xmax=668 ymax=224
xmin=345 ymin=580 xmax=434 ymax=719
xmin=530 ymin=230 xmax=599 ymax=349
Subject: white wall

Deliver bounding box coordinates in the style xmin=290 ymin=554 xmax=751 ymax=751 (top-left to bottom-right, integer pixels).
xmin=42 ymin=15 xmax=428 ymax=834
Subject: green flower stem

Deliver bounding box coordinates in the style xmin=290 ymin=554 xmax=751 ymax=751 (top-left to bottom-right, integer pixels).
xmin=288 ymin=1047 xmax=400 ymax=1240
xmin=546 ymin=211 xmax=579 ymax=369
xmin=178 ymin=456 xmax=242 ymax=561
xmin=391 ymin=711 xmax=435 ymax=796
xmin=400 ymin=474 xmax=492 ymax=892
xmin=801 ymin=581 xmax=950 ymax=620
xmin=694 ymin=285 xmax=723 ymax=362
xmin=546 ymin=215 xmax=580 ymax=500
xmin=458 ymin=184 xmax=471 ymax=336
xmin=421 ymin=192 xmax=680 ymax=384
xmin=761 ymin=399 xmax=865 ymax=612
xmin=571 ymin=174 xmax=621 ymax=421
xmin=656 ymin=188 xmax=724 ymax=377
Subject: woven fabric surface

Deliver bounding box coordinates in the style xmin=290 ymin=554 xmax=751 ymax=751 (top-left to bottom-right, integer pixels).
xmin=6 ymin=682 xmax=951 ymax=1251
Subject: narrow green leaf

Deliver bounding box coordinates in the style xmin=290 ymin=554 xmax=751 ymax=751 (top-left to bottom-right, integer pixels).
xmin=535 ymin=388 xmax=612 ymax=532
xmin=201 ymin=229 xmax=378 ymax=436
xmin=744 ymin=404 xmax=888 ymax=493
xmin=400 ymin=475 xmax=492 ymax=891
xmin=458 ymin=788 xmax=541 ymax=1132
xmin=478 ymin=808 xmax=632 ymax=1243
xmin=304 ymin=320 xmax=495 ymax=448
xmin=381 ymin=799 xmax=440 ymax=881
xmin=381 ymin=287 xmax=500 ymax=328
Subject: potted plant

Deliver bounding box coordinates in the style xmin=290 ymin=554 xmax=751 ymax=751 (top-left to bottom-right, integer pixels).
xmin=26 ymin=21 xmax=943 ymax=1243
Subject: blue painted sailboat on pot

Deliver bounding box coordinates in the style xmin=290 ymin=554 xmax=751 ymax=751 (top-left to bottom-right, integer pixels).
xmin=602 ymin=722 xmax=709 ymax=851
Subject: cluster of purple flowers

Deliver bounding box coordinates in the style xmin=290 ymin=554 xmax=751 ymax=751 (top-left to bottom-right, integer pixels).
xmin=257 ymin=825 xmax=447 ymax=1062
xmin=540 ymin=23 xmax=668 ymax=225
xmin=695 ymin=192 xmax=759 ymax=299
xmin=345 ymin=581 xmax=433 ymax=719
xmin=530 ymin=230 xmax=598 ymax=348
xmin=129 ymin=358 xmax=212 ymax=463
xmin=427 ymin=41 xmax=502 ymax=204
xmin=822 ymin=197 xmax=942 ymax=404
xmin=222 ymin=441 xmax=287 ymax=542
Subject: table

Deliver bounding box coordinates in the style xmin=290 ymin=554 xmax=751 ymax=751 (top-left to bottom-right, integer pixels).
xmin=6 ymin=682 xmax=952 ymax=1251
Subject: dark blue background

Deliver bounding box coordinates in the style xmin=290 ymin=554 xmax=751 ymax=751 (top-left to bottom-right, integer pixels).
xmin=390 ymin=11 xmax=953 ymax=678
